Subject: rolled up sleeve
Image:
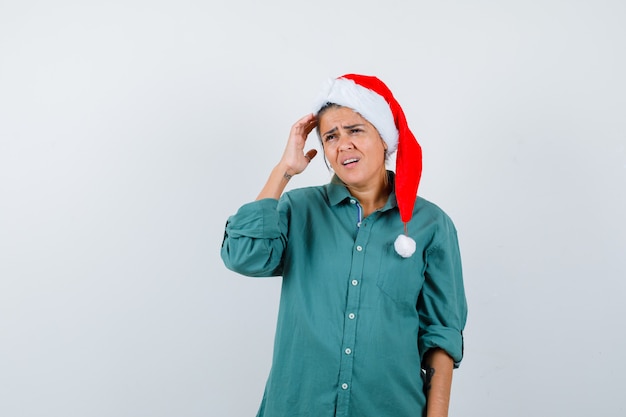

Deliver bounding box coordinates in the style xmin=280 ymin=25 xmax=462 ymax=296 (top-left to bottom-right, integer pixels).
xmin=221 ymin=198 xmax=287 ymax=277
xmin=417 ymin=216 xmax=467 ymax=368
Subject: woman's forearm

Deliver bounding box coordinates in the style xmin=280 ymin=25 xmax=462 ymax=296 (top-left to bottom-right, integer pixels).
xmin=256 ymin=162 xmax=294 ymax=200
xmin=256 ymin=114 xmax=318 ymax=201
xmin=424 ymin=348 xmax=454 ymax=417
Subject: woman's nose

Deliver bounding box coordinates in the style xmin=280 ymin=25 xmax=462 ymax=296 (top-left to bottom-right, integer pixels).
xmin=338 ymin=136 xmax=354 ymax=151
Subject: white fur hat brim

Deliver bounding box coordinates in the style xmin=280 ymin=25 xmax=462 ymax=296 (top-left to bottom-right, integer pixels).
xmin=313 ymin=77 xmax=399 ymax=153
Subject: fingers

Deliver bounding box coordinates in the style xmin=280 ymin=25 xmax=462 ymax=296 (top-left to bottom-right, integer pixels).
xmin=280 ymin=115 xmax=319 ymax=176
xmin=295 ymin=113 xmax=316 ymax=127
xmin=292 ymin=113 xmax=318 ymax=139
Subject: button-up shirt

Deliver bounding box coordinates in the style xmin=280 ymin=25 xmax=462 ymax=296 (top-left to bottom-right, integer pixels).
xmin=221 ymin=172 xmax=467 ymax=417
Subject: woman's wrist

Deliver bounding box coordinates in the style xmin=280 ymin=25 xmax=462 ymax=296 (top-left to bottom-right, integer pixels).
xmin=256 ymin=163 xmax=292 ymax=200
xmin=276 ymin=160 xmax=297 ymax=181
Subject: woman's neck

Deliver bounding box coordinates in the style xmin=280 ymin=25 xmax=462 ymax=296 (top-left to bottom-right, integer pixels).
xmin=347 ymin=173 xmax=391 ymax=218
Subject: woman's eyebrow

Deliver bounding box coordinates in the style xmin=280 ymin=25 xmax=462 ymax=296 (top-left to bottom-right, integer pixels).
xmin=322 ymin=127 xmax=338 ymax=136
xmin=323 ymin=124 xmax=366 ymax=136
xmin=342 ymin=123 xmax=366 ymax=130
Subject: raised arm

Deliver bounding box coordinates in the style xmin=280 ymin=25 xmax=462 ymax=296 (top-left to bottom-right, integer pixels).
xmin=222 ymin=114 xmax=319 ymax=277
xmin=256 ymin=113 xmax=318 ymax=200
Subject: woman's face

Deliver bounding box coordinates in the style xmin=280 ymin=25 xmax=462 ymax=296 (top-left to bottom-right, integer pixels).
xmin=318 ymin=106 xmax=388 ymax=190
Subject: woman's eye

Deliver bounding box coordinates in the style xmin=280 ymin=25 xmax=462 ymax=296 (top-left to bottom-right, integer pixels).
xmin=324 ymin=135 xmax=336 ymax=141
xmin=351 ymin=128 xmax=362 ymax=134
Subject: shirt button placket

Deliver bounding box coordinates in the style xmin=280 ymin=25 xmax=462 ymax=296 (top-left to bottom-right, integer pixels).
xmin=336 ymin=205 xmax=370 ymax=417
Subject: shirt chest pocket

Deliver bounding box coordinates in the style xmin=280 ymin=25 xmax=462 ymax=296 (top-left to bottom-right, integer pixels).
xmin=376 ymin=244 xmax=425 ymax=307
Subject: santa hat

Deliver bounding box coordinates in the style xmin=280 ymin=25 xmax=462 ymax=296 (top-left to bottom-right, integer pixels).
xmin=313 ymin=74 xmax=422 ymax=258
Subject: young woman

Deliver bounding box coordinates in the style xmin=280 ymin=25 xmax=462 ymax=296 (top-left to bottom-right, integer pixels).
xmin=221 ymin=74 xmax=467 ymax=417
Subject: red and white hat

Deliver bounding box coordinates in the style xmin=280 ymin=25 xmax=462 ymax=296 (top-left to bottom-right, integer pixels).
xmin=313 ymin=74 xmax=422 ymax=258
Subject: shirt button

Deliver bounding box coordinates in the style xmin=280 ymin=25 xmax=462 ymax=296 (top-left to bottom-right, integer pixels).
xmin=350 ymin=199 xmax=356 ymax=204
xmin=351 ymin=279 xmax=358 ymax=286
xmin=341 ymin=383 xmax=349 ymax=390
xmin=348 ymin=313 xmax=355 ymax=319
xmin=356 ymin=245 xmax=363 ymax=252
xmin=356 ymin=221 xmax=361 ymax=227
xmin=345 ymin=348 xmax=352 ymax=355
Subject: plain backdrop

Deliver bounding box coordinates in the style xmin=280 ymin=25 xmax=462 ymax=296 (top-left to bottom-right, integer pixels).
xmin=1 ymin=1 xmax=625 ymax=416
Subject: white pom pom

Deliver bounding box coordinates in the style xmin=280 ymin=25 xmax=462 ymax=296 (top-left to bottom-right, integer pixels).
xmin=394 ymin=234 xmax=416 ymax=258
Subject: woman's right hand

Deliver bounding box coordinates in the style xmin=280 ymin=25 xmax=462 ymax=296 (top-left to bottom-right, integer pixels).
xmin=255 ymin=114 xmax=319 ymax=201
xmin=278 ymin=113 xmax=319 ymax=177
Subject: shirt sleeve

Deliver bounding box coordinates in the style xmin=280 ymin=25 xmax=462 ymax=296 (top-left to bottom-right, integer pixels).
xmin=220 ymin=198 xmax=287 ymax=277
xmin=417 ymin=214 xmax=468 ymax=368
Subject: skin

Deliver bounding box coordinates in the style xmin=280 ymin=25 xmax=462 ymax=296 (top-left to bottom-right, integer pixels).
xmin=256 ymin=113 xmax=318 ymax=201
xmin=317 ymin=106 xmax=389 ymax=217
xmin=424 ymin=348 xmax=455 ymax=417
xmin=257 ymin=107 xmax=389 ymax=217
xmin=256 ymin=110 xmax=455 ymax=417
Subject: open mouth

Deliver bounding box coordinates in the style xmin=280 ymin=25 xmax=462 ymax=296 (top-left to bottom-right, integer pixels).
xmin=342 ymin=158 xmax=359 ymax=166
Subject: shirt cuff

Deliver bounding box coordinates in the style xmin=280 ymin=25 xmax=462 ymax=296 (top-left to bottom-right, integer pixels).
xmin=225 ymin=198 xmax=282 ymax=239
xmin=419 ymin=325 xmax=464 ymax=368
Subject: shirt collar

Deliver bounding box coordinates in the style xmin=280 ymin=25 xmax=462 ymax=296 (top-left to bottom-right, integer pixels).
xmin=326 ymin=170 xmax=398 ymax=212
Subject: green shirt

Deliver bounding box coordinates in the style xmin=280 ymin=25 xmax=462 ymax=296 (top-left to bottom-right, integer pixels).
xmin=221 ymin=172 xmax=467 ymax=417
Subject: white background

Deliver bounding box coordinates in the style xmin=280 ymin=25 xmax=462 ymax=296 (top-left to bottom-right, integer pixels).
xmin=1 ymin=1 xmax=625 ymax=416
